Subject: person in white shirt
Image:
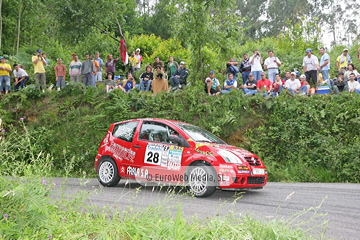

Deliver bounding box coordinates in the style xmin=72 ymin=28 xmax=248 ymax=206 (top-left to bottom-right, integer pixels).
xmin=302 ymin=48 xmax=319 ymax=85
xmin=249 ymin=49 xmax=263 ymax=81
xmin=13 ymin=64 xmax=28 ymax=91
xmin=284 ymin=72 xmax=301 ymax=95
xmin=204 ymin=71 xmax=221 ymax=96
xmin=348 ymin=73 xmax=360 ymax=94
xmin=264 ymin=50 xmax=281 ymax=83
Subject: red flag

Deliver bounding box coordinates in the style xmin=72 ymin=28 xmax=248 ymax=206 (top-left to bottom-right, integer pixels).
xmin=120 ymin=39 xmax=127 ymax=63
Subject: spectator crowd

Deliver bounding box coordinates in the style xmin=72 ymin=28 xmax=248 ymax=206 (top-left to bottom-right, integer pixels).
xmin=1 ymin=47 xmax=360 ymax=96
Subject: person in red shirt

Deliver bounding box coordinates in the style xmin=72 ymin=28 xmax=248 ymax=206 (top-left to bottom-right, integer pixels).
xmin=297 ymin=74 xmax=310 ymax=95
xmin=256 ymin=72 xmax=272 ymax=96
xmin=272 ymin=73 xmax=285 ymax=96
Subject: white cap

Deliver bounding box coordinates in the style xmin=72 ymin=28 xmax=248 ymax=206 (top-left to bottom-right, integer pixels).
xmin=180 ymin=61 xmax=186 ymax=65
xmin=136 ymin=48 xmax=140 ymax=52
xmin=300 ymin=74 xmax=306 ymax=78
xmin=343 ymin=48 xmax=348 ymax=52
xmin=291 ymin=72 xmax=296 ymax=75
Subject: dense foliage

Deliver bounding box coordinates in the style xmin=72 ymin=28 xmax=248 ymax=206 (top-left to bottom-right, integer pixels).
xmin=1 ymin=85 xmax=359 ymax=183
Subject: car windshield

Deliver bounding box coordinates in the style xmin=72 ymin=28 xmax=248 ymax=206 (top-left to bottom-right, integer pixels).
xmin=176 ymin=123 xmax=225 ymax=144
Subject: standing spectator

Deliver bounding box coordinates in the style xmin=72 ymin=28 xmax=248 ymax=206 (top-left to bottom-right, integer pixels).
xmin=264 ymin=50 xmax=281 ymax=83
xmin=123 ymin=73 xmax=136 ymax=92
xmin=134 ymin=48 xmax=142 ymax=71
xmin=94 ymin=52 xmax=104 ymax=85
xmin=239 ymin=54 xmax=251 ymax=84
xmin=241 ymin=73 xmax=258 ymax=95
xmin=0 ymin=57 xmax=12 ymax=94
xmin=272 ymin=73 xmax=285 ymax=96
xmin=344 ymin=64 xmax=359 ymax=81
xmin=90 ymin=55 xmax=100 ymax=87
xmin=256 ymin=72 xmax=272 ymax=96
xmin=319 ymin=47 xmax=330 ymax=82
xmin=32 ymin=49 xmax=47 ymax=92
xmin=226 ymin=58 xmax=239 ymax=80
xmin=81 ymin=54 xmax=94 ymax=87
xmin=54 ymin=58 xmax=66 ymax=91
xmin=41 ymin=53 xmax=50 ymax=66
xmin=105 ymin=54 xmax=121 ymax=80
xmin=128 ymin=51 xmax=139 ymax=73
xmin=221 ymin=73 xmax=237 ymax=94
xmin=170 ymin=61 xmax=188 ymax=90
xmin=249 ymin=49 xmax=263 ymax=81
xmin=167 ymin=56 xmax=178 ymax=77
xmin=204 ymin=71 xmax=220 ymax=96
xmin=333 ymin=72 xmax=349 ymax=94
xmin=302 ymin=48 xmax=319 ymax=85
xmin=69 ymin=55 xmax=82 ymax=82
xmin=284 ymin=72 xmax=301 ymax=95
xmin=336 ymin=49 xmax=352 ymax=72
xmin=348 ymin=73 xmax=360 ymax=94
xmin=152 ymin=67 xmax=168 ymax=94
xmin=152 ymin=56 xmax=164 ymax=70
xmin=13 ymin=64 xmax=28 ymax=91
xmin=139 ymin=65 xmax=154 ymax=92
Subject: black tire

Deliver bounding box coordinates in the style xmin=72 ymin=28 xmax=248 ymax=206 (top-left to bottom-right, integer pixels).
xmin=97 ymin=158 xmax=121 ymax=187
xmin=186 ymin=163 xmax=217 ymax=197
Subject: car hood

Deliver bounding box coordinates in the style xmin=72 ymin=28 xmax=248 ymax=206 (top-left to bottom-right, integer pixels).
xmin=195 ymin=142 xmax=255 ymax=157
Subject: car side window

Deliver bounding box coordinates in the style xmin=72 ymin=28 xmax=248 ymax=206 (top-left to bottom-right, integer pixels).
xmin=139 ymin=121 xmax=178 ymax=144
xmin=112 ymin=121 xmax=139 ymax=142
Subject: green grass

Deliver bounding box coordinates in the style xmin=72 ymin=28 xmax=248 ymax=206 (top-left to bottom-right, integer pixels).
xmin=0 ymin=176 xmax=328 ymax=240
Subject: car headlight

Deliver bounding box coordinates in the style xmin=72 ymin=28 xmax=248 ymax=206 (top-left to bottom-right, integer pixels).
xmin=218 ymin=150 xmax=243 ymax=164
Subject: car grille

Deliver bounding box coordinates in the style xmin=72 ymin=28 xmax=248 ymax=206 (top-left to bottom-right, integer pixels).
xmin=248 ymin=177 xmax=265 ymax=184
xmin=244 ymin=157 xmax=261 ymax=166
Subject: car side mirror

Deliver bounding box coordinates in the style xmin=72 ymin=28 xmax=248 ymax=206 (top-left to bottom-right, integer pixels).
xmin=168 ymin=135 xmax=190 ymax=148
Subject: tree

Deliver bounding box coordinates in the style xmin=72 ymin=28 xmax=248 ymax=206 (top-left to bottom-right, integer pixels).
xmin=173 ymin=0 xmax=242 ymax=83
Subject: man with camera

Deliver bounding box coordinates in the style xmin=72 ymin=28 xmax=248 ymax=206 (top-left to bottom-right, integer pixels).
xmin=249 ymin=49 xmax=263 ymax=81
xmin=32 ymin=49 xmax=47 ymax=92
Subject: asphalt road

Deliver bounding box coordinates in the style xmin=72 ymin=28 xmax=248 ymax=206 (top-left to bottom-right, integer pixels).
xmin=51 ymin=178 xmax=360 ymax=240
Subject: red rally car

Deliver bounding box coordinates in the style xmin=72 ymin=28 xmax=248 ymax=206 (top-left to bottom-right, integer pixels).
xmin=95 ymin=118 xmax=268 ymax=197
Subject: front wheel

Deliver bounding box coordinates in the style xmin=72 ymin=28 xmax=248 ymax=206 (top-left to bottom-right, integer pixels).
xmin=98 ymin=158 xmax=121 ymax=187
xmin=186 ymin=163 xmax=217 ymax=197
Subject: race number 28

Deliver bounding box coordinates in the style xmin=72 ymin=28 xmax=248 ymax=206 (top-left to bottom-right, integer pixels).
xmin=146 ymin=152 xmax=159 ymax=163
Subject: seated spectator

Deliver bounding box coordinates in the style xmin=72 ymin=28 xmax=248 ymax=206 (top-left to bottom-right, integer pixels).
xmin=13 ymin=64 xmax=29 ymax=92
xmin=271 ymin=73 xmax=285 ymax=96
xmin=283 ymin=71 xmax=291 ymax=82
xmin=123 ymin=73 xmax=136 ymax=92
xmin=139 ymin=65 xmax=154 ymax=92
xmin=284 ymin=72 xmax=301 ymax=95
xmin=152 ymin=56 xmax=164 ymax=70
xmin=170 ymin=61 xmax=188 ymax=90
xmin=348 ymin=73 xmax=360 ymax=94
xmin=152 ymin=67 xmax=169 ymax=94
xmin=221 ymin=73 xmax=237 ymax=94
xmin=344 ymin=64 xmax=359 ymax=81
xmin=256 ymin=72 xmax=272 ymax=96
xmin=297 ymin=74 xmax=310 ymax=95
xmin=333 ymin=72 xmax=349 ymax=94
xmin=105 ymin=73 xmax=125 ymax=93
xmin=241 ymin=73 xmax=258 ymax=95
xmin=204 ymin=71 xmax=220 ymax=96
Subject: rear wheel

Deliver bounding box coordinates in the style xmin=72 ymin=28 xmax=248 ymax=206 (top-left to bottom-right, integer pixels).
xmin=186 ymin=163 xmax=217 ymax=197
xmin=98 ymin=158 xmax=121 ymax=187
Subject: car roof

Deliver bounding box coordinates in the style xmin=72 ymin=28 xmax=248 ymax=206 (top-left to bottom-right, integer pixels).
xmin=112 ymin=118 xmax=189 ymax=126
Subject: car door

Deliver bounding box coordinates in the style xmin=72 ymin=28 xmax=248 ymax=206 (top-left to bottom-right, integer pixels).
xmin=132 ymin=121 xmax=187 ymax=180
xmin=110 ymin=120 xmax=140 ymax=176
